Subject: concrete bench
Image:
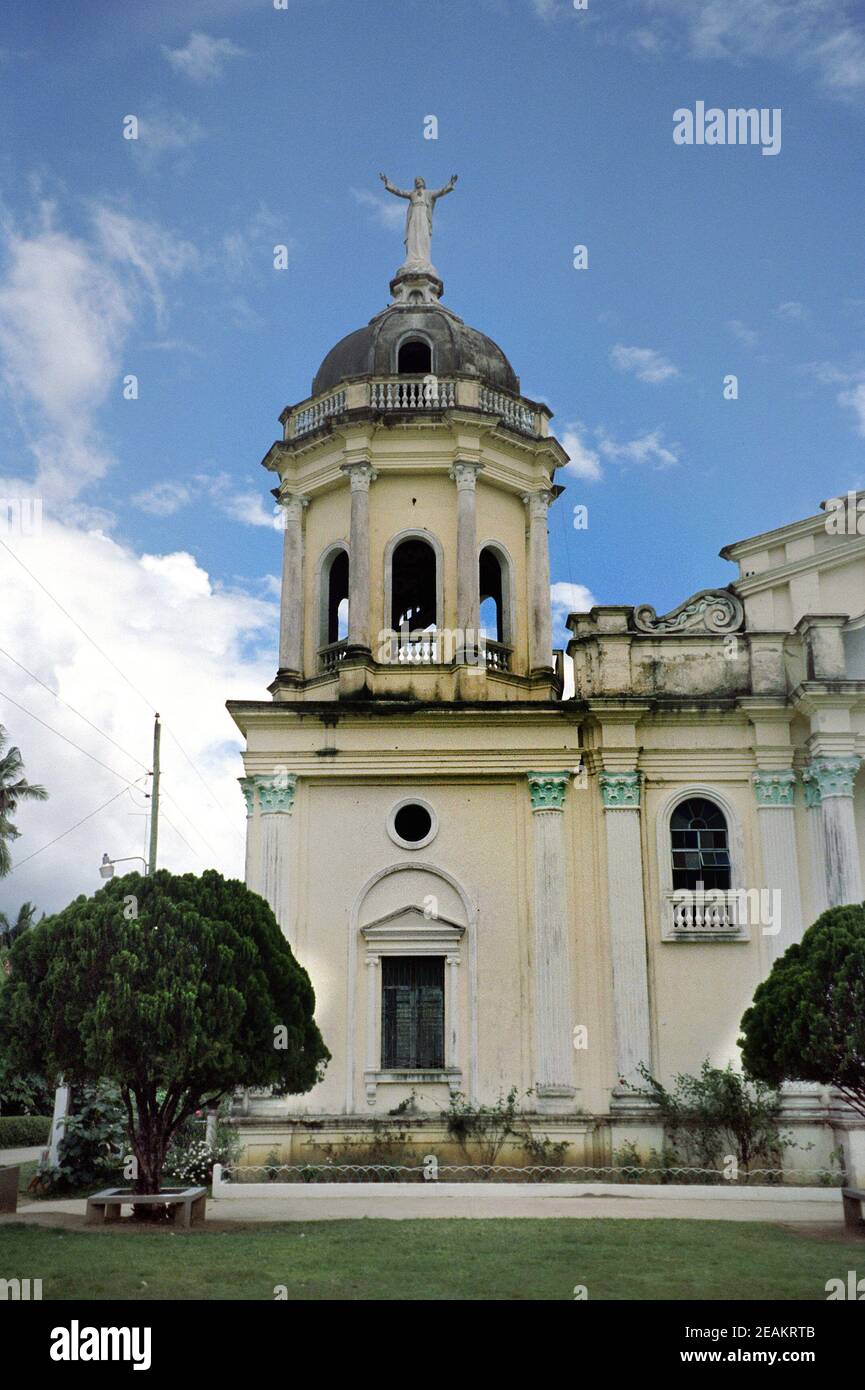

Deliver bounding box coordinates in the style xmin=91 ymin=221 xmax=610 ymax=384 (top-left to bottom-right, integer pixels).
xmin=85 ymin=1186 xmax=207 ymax=1228
xmin=841 ymin=1188 xmax=865 ymax=1233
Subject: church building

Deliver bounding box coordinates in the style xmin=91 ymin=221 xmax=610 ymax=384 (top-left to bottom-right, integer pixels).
xmin=227 ymin=184 xmax=865 ymax=1173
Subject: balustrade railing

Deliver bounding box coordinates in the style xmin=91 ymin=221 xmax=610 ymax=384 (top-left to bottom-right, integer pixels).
xmin=479 ymin=386 xmax=536 ymax=436
xmin=292 ymin=389 xmax=346 ymax=438
xmin=370 ymin=377 xmax=455 ymax=411
xmin=318 ymin=639 xmax=349 ymax=674
xmin=666 ymin=890 xmax=743 ymax=935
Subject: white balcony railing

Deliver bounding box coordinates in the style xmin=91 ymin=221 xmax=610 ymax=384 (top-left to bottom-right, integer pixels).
xmin=293 ymin=389 xmax=346 ymax=438
xmin=479 ymin=386 xmax=536 ymax=436
xmin=663 ymin=889 xmax=747 ymax=940
xmin=370 ymin=377 xmax=456 ymax=411
xmin=318 ymin=639 xmax=349 ymax=674
xmin=484 ymin=640 xmax=512 ymax=672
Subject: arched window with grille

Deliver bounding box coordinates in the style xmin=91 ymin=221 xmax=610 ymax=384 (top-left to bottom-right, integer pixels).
xmin=670 ymin=797 xmax=732 ymax=891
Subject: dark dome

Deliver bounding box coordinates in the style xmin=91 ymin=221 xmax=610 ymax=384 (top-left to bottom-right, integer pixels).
xmin=311 ymin=303 xmax=519 ymax=397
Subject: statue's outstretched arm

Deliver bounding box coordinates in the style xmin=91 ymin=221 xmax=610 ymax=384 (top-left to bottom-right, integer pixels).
xmin=431 ymin=174 xmax=459 ymax=201
xmin=379 ymin=173 xmax=411 ymax=198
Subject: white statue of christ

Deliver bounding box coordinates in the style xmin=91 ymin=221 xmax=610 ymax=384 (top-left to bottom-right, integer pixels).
xmin=379 ymin=172 xmax=458 ymax=271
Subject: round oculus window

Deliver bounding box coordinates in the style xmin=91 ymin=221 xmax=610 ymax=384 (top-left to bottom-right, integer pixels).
xmin=388 ymin=799 xmax=437 ymax=849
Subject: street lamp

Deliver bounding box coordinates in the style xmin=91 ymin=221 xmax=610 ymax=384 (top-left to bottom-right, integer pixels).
xmin=99 ymin=852 xmax=147 ymax=880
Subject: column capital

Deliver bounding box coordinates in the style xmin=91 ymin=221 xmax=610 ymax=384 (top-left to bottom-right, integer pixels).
xmin=276 ymin=490 xmax=309 ymax=521
xmin=522 ymin=488 xmax=554 ymax=519
xmin=752 ymin=768 xmax=796 ymax=808
xmin=239 ymin=777 xmax=256 ymax=817
xmin=527 ymin=770 xmax=571 ymax=812
xmin=599 ymin=769 xmax=642 ymax=809
xmin=449 ymin=460 xmax=483 ymax=491
xmin=341 ymin=461 xmax=377 ymax=491
xmin=802 ymin=756 xmax=861 ymax=803
xmin=254 ymin=772 xmax=297 ymax=814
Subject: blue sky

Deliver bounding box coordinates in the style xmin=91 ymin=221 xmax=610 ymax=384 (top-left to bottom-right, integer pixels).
xmin=1 ymin=0 xmax=864 ymax=911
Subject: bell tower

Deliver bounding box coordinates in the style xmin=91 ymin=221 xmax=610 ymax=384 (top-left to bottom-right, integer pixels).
xmin=230 ymin=180 xmax=585 ymax=1128
xmin=261 ymin=202 xmax=568 ymax=704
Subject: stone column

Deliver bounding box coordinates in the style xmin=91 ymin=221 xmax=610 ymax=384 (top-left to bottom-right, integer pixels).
xmin=523 ymin=490 xmax=553 ymax=675
xmin=752 ymin=770 xmax=804 ymax=964
xmin=450 ymin=462 xmax=482 ymax=660
xmin=802 ymin=757 xmax=863 ymax=908
xmin=254 ymin=773 xmax=297 ymax=942
xmin=599 ymin=771 xmax=652 ymax=1103
xmin=446 ymin=953 xmax=460 ymax=1071
xmin=365 ymin=956 xmax=379 ymax=1093
xmin=240 ymin=776 xmax=256 ymax=891
xmin=277 ymin=492 xmax=308 ymax=676
xmin=527 ymin=771 xmax=575 ymax=1112
xmin=804 ymin=777 xmax=829 ymax=920
xmin=47 ymin=1081 xmax=71 ymax=1167
xmin=341 ymin=462 xmax=376 ymax=655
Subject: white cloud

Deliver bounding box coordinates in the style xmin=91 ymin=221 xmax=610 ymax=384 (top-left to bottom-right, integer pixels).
xmin=638 ymin=0 xmax=865 ymax=103
xmin=163 ymin=32 xmax=246 ymax=83
xmin=132 ymin=109 xmax=206 ymax=171
xmin=560 ymin=422 xmax=603 ymax=481
xmin=0 ymin=518 xmax=275 ymax=917
xmin=132 ymin=482 xmax=191 ymax=516
xmin=597 ymin=427 xmax=680 ymax=469
xmin=0 ymin=203 xmax=198 ymax=499
xmin=610 ymin=343 xmax=679 ymax=384
xmin=92 ymin=206 xmax=199 ymax=326
xmin=351 ymin=188 xmax=406 ymax=231
xmin=777 ymin=301 xmax=806 ymax=321
xmin=839 ymin=380 xmax=865 ymax=436
xmin=726 ymin=319 xmax=759 ymax=349
xmin=550 ymin=581 xmax=596 ymax=623
xmin=195 ymin=471 xmax=279 ymax=528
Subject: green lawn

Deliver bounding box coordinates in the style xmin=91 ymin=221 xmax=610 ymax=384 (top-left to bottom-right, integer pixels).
xmin=0 ymin=1219 xmax=861 ymax=1299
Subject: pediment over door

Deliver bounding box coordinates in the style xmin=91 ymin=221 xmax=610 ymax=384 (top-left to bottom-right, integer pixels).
xmin=360 ymin=904 xmax=465 ymax=954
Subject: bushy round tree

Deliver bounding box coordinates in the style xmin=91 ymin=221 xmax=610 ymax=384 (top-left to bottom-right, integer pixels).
xmin=0 ymin=869 xmax=329 ymax=1194
xmin=740 ymin=903 xmax=865 ymax=1118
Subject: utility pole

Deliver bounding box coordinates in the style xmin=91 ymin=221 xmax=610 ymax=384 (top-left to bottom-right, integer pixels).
xmin=147 ymin=713 xmax=161 ymax=876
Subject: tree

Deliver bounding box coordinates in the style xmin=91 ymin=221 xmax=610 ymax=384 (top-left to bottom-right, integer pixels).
xmin=0 ymin=726 xmax=47 ymax=876
xmin=0 ymin=901 xmax=41 ymax=947
xmin=0 ymin=869 xmax=330 ymax=1195
xmin=740 ymin=903 xmax=865 ymax=1120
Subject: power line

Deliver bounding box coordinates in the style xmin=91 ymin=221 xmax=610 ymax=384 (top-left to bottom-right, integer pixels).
xmin=160 ymin=810 xmax=206 ymax=863
xmin=5 ymin=783 xmax=142 ymax=874
xmin=0 ymin=688 xmax=145 ymax=789
xmin=0 ymin=647 xmax=148 ymax=773
xmin=0 ymin=688 xmax=224 ymax=868
xmin=0 ymin=537 xmax=244 ymax=845
xmin=0 ymin=536 xmax=158 ymax=712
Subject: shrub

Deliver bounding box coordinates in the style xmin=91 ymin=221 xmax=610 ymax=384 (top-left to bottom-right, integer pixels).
xmin=740 ymin=903 xmax=865 ymax=1119
xmin=37 ymin=1085 xmax=127 ymax=1194
xmin=0 ymin=1113 xmax=51 ymax=1148
xmin=636 ymin=1060 xmax=785 ymax=1178
xmin=0 ymin=1058 xmax=54 ymax=1117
